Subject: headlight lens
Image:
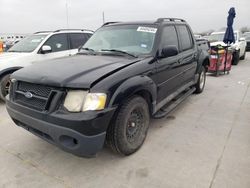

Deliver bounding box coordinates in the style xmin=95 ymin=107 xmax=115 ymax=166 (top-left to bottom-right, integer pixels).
xmin=63 ymin=91 xmax=107 ymax=112
xmin=82 ymin=93 xmax=107 ymax=111
xmin=64 ymin=90 xmax=87 ymax=112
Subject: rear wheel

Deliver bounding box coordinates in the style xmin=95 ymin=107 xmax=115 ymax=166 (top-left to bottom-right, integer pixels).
xmin=195 ymin=66 xmax=206 ymax=94
xmin=106 ymin=96 xmax=150 ymax=156
xmin=0 ymin=74 xmax=11 ymax=101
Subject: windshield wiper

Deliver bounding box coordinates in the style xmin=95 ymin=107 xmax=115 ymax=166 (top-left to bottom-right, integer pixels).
xmin=101 ymin=49 xmax=137 ymax=58
xmin=8 ymin=50 xmax=20 ymax=52
xmin=79 ymin=47 xmax=96 ymax=55
xmin=81 ymin=47 xmax=95 ymax=52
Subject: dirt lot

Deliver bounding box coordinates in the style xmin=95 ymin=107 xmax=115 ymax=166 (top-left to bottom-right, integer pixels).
xmin=0 ymin=53 xmax=250 ymax=188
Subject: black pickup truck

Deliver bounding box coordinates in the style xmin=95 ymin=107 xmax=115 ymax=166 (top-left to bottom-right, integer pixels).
xmin=6 ymin=18 xmax=210 ymax=157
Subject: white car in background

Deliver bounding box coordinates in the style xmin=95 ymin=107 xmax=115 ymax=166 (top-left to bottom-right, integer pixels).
xmin=243 ymin=32 xmax=250 ymax=51
xmin=209 ymin=30 xmax=247 ymax=65
xmin=0 ymin=29 xmax=93 ymax=101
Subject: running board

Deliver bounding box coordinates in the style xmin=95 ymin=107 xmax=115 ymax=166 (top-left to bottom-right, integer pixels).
xmin=153 ymin=87 xmax=196 ymax=119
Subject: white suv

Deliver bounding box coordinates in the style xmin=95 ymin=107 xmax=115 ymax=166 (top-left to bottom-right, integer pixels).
xmin=209 ymin=30 xmax=247 ymax=65
xmin=0 ymin=29 xmax=93 ymax=101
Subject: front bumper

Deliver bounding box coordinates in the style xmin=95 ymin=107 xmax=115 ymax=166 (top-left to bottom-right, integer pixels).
xmin=6 ymin=98 xmax=116 ymax=157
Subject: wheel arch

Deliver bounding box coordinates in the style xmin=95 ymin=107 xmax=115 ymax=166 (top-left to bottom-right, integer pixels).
xmin=108 ymin=75 xmax=157 ymax=115
xmin=197 ymin=57 xmax=209 ymax=73
xmin=0 ymin=67 xmax=23 ymax=80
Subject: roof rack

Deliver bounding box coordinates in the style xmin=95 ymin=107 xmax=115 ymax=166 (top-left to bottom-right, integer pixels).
xmin=156 ymin=18 xmax=186 ymax=23
xmin=102 ymin=22 xmax=120 ymax=27
xmin=34 ymin=31 xmax=52 ymax=34
xmin=53 ymin=29 xmax=94 ymax=33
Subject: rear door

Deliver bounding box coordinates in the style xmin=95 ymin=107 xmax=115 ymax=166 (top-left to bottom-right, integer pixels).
xmin=156 ymin=25 xmax=182 ymax=103
xmin=176 ymin=25 xmax=197 ymax=84
xmin=68 ymin=33 xmax=92 ymax=56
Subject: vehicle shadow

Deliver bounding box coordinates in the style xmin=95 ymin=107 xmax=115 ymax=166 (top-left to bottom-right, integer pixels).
xmin=206 ymin=72 xmax=229 ymax=77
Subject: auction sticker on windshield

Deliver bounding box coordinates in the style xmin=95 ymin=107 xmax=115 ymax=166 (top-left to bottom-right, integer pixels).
xmin=137 ymin=27 xmax=157 ymax=33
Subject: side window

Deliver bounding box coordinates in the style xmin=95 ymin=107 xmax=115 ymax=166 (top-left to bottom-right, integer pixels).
xmin=160 ymin=26 xmax=179 ymax=50
xmin=69 ymin=33 xmax=89 ymax=49
xmin=177 ymin=25 xmax=193 ymax=51
xmin=43 ymin=34 xmax=69 ymax=52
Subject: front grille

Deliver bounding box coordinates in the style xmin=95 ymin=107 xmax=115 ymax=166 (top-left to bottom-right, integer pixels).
xmin=18 ymin=81 xmax=52 ymax=98
xmin=13 ymin=81 xmax=58 ymax=111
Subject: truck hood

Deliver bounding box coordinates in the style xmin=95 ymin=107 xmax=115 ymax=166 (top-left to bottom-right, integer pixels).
xmin=12 ymin=54 xmax=143 ymax=88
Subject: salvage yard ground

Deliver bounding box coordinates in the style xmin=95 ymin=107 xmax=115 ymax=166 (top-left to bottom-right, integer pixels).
xmin=0 ymin=53 xmax=250 ymax=188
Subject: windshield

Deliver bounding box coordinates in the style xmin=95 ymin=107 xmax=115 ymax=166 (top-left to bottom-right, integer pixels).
xmin=8 ymin=34 xmax=47 ymax=52
xmin=83 ymin=25 xmax=157 ymax=55
xmin=209 ymin=33 xmax=237 ymax=42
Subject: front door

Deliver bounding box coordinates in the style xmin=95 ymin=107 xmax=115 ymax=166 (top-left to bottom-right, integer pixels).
xmin=35 ymin=33 xmax=70 ymax=62
xmin=155 ymin=25 xmax=183 ymax=103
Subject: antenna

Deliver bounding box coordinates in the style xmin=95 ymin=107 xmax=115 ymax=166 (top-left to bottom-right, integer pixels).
xmin=66 ymin=0 xmax=69 ymax=29
xmin=102 ymin=11 xmax=105 ymax=24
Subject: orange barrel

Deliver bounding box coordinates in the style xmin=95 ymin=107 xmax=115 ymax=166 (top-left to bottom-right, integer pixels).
xmin=0 ymin=41 xmax=3 ymax=53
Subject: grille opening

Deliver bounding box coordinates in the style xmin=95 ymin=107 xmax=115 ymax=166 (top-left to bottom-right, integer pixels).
xmin=59 ymin=135 xmax=78 ymax=148
xmin=18 ymin=81 xmax=52 ymax=98
xmin=15 ymin=93 xmax=47 ymax=111
xmin=14 ymin=81 xmax=60 ymax=111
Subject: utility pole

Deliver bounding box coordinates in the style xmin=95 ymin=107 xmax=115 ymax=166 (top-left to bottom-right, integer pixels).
xmin=102 ymin=11 xmax=105 ymax=24
xmin=66 ymin=0 xmax=69 ymax=29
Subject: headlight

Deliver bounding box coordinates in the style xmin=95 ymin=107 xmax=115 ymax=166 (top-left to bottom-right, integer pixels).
xmin=63 ymin=90 xmax=107 ymax=112
xmin=82 ymin=93 xmax=107 ymax=111
xmin=64 ymin=90 xmax=87 ymax=112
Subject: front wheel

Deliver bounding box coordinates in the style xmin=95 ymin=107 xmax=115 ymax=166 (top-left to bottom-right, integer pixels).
xmin=195 ymin=66 xmax=206 ymax=94
xmin=106 ymin=96 xmax=150 ymax=156
xmin=0 ymin=74 xmax=11 ymax=101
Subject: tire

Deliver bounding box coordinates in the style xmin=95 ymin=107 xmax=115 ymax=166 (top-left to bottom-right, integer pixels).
xmin=240 ymin=49 xmax=246 ymax=60
xmin=232 ymin=50 xmax=240 ymax=65
xmin=195 ymin=66 xmax=206 ymax=94
xmin=106 ymin=96 xmax=150 ymax=156
xmin=0 ymin=74 xmax=11 ymax=101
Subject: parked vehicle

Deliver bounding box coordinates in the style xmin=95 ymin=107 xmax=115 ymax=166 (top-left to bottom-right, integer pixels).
xmin=6 ymin=18 xmax=210 ymax=157
xmin=209 ymin=31 xmax=247 ymax=65
xmin=0 ymin=29 xmax=93 ymax=101
xmin=243 ymin=32 xmax=250 ymax=51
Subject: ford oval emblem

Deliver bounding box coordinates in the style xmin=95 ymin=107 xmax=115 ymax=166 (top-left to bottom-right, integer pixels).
xmin=24 ymin=92 xmax=33 ymax=99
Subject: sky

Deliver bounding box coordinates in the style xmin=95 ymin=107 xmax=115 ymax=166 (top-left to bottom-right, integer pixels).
xmin=0 ymin=0 xmax=249 ymax=34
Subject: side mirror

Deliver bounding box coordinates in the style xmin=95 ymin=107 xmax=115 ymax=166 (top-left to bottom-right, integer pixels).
xmin=239 ymin=37 xmax=246 ymax=42
xmin=41 ymin=45 xmax=52 ymax=54
xmin=160 ymin=46 xmax=179 ymax=58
